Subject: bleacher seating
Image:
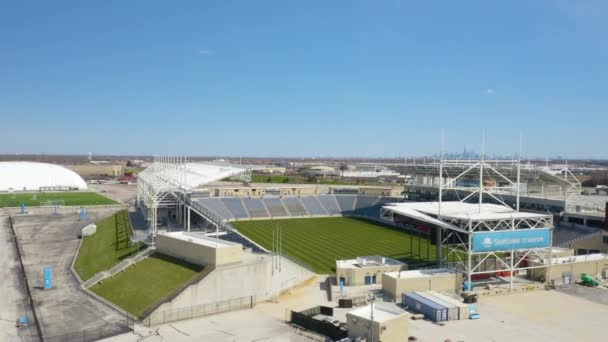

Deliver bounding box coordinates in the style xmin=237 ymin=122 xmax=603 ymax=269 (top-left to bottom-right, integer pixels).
xmin=194 ymin=198 xmax=233 ymax=220
xmin=263 ymin=197 xmax=289 ymax=217
xmin=356 ymin=196 xmax=401 ymax=219
xmin=242 ymin=198 xmax=270 ymax=218
xmin=219 ymin=232 xmax=265 ymax=253
xmin=354 ymin=196 xmax=379 ymax=211
xmin=222 ymin=198 xmax=249 ymax=219
xmin=283 ymin=197 xmax=309 ymax=216
xmin=318 ymin=195 xmax=341 ymax=215
xmin=335 ymin=195 xmax=356 ymax=213
xmin=191 ymin=195 xmax=404 ymax=222
xmin=300 ymin=196 xmax=328 ymax=216
xmin=552 ymin=225 xmax=603 ymax=247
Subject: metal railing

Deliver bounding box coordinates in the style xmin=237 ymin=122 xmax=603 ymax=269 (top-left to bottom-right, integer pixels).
xmin=142 ymin=296 xmax=255 ymax=326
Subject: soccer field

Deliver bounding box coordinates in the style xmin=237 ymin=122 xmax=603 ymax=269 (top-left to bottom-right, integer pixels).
xmin=0 ymin=191 xmax=117 ymax=207
xmin=231 ymin=217 xmax=436 ymax=274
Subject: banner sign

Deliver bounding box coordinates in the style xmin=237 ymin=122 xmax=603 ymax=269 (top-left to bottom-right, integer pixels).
xmin=472 ymin=229 xmax=551 ymax=252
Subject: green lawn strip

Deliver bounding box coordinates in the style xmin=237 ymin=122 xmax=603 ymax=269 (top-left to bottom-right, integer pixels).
xmin=0 ymin=191 xmax=117 ymax=208
xmin=232 ymin=217 xmax=436 ymax=274
xmin=90 ymin=254 xmax=204 ymax=317
xmin=74 ymin=210 xmax=145 ymax=281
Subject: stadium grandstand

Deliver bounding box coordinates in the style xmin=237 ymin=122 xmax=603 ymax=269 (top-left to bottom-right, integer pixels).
xmin=135 ymin=157 xmax=406 ymax=247
xmin=190 ymin=194 xmax=403 ymax=223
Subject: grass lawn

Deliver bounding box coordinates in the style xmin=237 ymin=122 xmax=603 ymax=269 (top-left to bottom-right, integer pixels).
xmin=75 ymin=210 xmax=145 ymax=280
xmin=91 ymin=254 xmax=204 ymax=317
xmin=232 ymin=217 xmax=438 ymax=274
xmin=0 ymin=191 xmax=117 ymax=208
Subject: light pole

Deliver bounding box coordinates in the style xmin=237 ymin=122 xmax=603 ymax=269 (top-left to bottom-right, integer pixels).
xmin=368 ymin=293 xmax=375 ymax=342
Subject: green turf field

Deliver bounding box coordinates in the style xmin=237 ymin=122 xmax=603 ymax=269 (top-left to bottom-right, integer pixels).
xmin=0 ymin=191 xmax=117 ymax=208
xmin=232 ymin=217 xmax=437 ymax=274
xmin=91 ymin=254 xmax=204 ymax=317
xmin=75 ymin=210 xmax=146 ymax=281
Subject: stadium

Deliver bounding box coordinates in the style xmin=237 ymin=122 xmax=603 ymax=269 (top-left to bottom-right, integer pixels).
xmin=2 ymin=157 xmax=608 ymax=342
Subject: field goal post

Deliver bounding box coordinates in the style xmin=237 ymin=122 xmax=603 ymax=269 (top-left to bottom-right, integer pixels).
xmin=40 ymin=200 xmax=65 ymax=215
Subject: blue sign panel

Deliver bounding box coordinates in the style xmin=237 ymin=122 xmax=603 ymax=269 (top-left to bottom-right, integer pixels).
xmin=79 ymin=208 xmax=87 ymax=221
xmin=43 ymin=266 xmax=52 ymax=290
xmin=472 ymin=229 xmax=551 ymax=252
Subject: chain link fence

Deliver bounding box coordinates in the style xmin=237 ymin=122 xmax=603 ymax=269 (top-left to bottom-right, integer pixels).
xmin=142 ymin=296 xmax=255 ymax=326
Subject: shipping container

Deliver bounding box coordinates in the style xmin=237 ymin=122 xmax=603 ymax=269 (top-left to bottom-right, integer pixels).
xmin=426 ymin=291 xmax=470 ymax=320
xmin=416 ymin=292 xmax=458 ymax=321
xmin=403 ymin=292 xmax=447 ymax=322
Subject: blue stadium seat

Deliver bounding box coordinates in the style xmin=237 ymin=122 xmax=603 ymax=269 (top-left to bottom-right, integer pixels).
xmin=222 ymin=198 xmax=249 ymax=219
xmin=263 ymin=197 xmax=289 ymax=217
xmin=194 ymin=198 xmax=233 ymax=220
xmin=283 ymin=197 xmax=309 ymax=216
xmin=300 ymin=196 xmax=328 ymax=216
xmin=242 ymin=198 xmax=270 ymax=218
xmin=317 ymin=195 xmax=341 ymax=215
xmin=219 ymin=232 xmax=265 ymax=253
xmin=335 ymin=195 xmax=356 ymax=213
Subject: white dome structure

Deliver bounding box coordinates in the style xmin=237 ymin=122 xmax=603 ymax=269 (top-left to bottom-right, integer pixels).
xmin=0 ymin=162 xmax=88 ymax=192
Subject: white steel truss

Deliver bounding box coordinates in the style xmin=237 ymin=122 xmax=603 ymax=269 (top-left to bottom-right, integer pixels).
xmin=435 ymin=152 xmax=554 ymax=290
xmin=136 ymin=156 xmax=250 ymax=242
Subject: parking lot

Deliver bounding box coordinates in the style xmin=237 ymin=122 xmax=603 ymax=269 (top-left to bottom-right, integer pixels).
xmin=88 ymin=184 xmax=137 ymax=204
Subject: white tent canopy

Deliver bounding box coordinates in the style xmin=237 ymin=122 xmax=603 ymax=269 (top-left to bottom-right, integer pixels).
xmin=0 ymin=162 xmax=87 ymax=192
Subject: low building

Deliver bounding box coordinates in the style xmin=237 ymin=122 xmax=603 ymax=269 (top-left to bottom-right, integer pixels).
xmin=211 ymin=184 xmax=322 ymax=197
xmin=553 ymin=223 xmax=608 ymax=255
xmin=529 ymin=253 xmax=608 ymax=284
xmin=258 ymin=166 xmax=287 ymax=174
xmin=65 ymin=163 xmax=123 ymax=178
xmin=155 ymin=232 xmax=243 ymax=266
xmin=549 ymin=247 xmax=576 ymax=258
xmin=329 ymin=186 xmax=403 ymax=197
xmin=341 ymin=170 xmax=402 ymax=182
xmin=382 ymin=268 xmax=462 ymax=303
xmin=346 ymin=304 xmax=409 ymax=342
xmin=336 ymin=256 xmax=407 ymax=286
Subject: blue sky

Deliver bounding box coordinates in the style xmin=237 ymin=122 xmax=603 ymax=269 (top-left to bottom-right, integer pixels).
xmin=1 ymin=1 xmax=607 ymax=158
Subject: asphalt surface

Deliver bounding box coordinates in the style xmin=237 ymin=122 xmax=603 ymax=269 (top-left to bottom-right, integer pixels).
xmin=0 ymin=216 xmax=39 ymax=342
xmin=11 ymin=209 xmax=131 ymax=341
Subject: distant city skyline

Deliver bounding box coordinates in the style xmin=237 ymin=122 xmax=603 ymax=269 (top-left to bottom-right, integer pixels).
xmin=1 ymin=1 xmax=607 ymax=159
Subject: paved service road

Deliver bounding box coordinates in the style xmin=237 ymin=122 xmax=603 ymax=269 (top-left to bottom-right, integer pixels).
xmin=0 ymin=216 xmax=39 ymax=342
xmin=12 ymin=210 xmax=131 ymax=341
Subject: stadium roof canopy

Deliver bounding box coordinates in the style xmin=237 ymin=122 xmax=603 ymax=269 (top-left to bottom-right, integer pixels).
xmin=382 ymin=201 xmax=553 ymax=234
xmin=138 ymin=161 xmax=250 ymax=193
xmin=384 ymin=201 xmax=549 ymax=222
xmin=0 ymin=161 xmax=87 ymax=191
xmin=137 ymin=158 xmax=253 ymax=236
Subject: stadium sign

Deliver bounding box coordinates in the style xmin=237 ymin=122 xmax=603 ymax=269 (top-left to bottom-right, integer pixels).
xmin=471 ymin=229 xmax=551 ymax=252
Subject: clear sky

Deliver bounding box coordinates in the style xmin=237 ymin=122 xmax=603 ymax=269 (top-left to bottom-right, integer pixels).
xmin=1 ymin=1 xmax=606 ymax=159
